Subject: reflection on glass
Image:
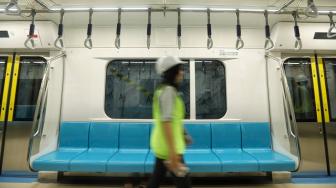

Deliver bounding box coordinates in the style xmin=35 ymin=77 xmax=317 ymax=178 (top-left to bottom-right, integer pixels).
xmin=284 ymin=58 xmax=316 ymax=121
xmin=105 ymin=60 xmax=190 ymax=119
xmin=14 ymin=57 xmax=46 ymax=121
xmin=324 ymin=58 xmax=336 ymax=121
xmin=195 ymin=60 xmax=226 ymax=119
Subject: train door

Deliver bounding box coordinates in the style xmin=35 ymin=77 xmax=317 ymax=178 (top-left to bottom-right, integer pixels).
xmin=284 ymin=56 xmax=335 ymax=175
xmin=318 ymin=56 xmax=336 ymax=175
xmin=0 ymin=54 xmax=46 ymax=175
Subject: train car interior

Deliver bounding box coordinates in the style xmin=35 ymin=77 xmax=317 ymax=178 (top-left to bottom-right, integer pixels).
xmin=0 ymin=0 xmax=335 ymax=188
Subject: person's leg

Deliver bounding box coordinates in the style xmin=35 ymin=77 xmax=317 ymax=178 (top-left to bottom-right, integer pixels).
xmin=170 ymin=157 xmax=192 ymax=188
xmin=147 ymin=157 xmax=167 ymax=188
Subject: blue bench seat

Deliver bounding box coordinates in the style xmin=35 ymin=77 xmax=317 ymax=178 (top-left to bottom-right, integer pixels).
xmin=32 ymin=121 xmax=296 ymax=173
xmin=211 ymin=123 xmax=258 ymax=172
xmin=32 ymin=122 xmax=90 ymax=171
xmin=107 ymin=123 xmax=150 ymax=173
xmin=184 ymin=123 xmax=221 ymax=172
xmin=70 ymin=122 xmax=119 ymax=172
xmin=241 ymin=123 xmax=296 ymax=171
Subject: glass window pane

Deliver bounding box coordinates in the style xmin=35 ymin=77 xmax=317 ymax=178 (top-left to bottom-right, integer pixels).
xmin=195 ymin=60 xmax=226 ymax=119
xmin=324 ymin=58 xmax=336 ymax=121
xmin=284 ymin=58 xmax=316 ymax=122
xmin=105 ymin=60 xmax=190 ymax=119
xmin=14 ymin=57 xmax=46 ymax=121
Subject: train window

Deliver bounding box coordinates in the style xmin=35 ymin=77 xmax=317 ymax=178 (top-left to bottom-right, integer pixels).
xmin=105 ymin=60 xmax=190 ymax=119
xmin=284 ymin=58 xmax=316 ymax=122
xmin=195 ymin=60 xmax=226 ymax=119
xmin=323 ymin=58 xmax=336 ymax=121
xmin=14 ymin=57 xmax=46 ymax=121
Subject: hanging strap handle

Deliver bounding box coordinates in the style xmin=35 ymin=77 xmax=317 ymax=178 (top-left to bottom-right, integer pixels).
xmin=54 ymin=9 xmax=65 ymax=50
xmin=305 ymin=0 xmax=318 ymax=18
xmin=84 ymin=9 xmax=93 ymax=49
xmin=115 ymin=8 xmax=121 ymax=49
xmin=235 ymin=10 xmax=244 ymax=50
xmin=327 ymin=12 xmax=336 ymax=38
xmin=264 ymin=10 xmax=274 ymax=51
xmin=24 ymin=9 xmax=36 ymax=49
xmin=177 ymin=8 xmax=182 ymax=49
xmin=292 ymin=11 xmax=302 ymax=50
xmin=206 ymin=9 xmax=213 ymax=49
xmin=147 ymin=8 xmax=152 ymax=49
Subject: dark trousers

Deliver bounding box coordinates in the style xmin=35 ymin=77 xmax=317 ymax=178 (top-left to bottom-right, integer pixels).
xmin=147 ymin=157 xmax=191 ymax=188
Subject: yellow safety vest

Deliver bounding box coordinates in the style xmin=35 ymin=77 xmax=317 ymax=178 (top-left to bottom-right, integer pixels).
xmin=151 ymin=85 xmax=186 ymax=159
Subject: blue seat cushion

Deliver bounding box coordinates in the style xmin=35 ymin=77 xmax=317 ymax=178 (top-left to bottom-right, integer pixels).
xmin=213 ymin=149 xmax=258 ymax=172
xmin=119 ymin=123 xmax=150 ymax=149
xmin=69 ymin=122 xmax=120 ymax=172
xmin=241 ymin=122 xmax=271 ymax=149
xmin=184 ymin=150 xmax=221 ymax=172
xmin=211 ymin=123 xmax=242 ymax=149
xmin=146 ymin=151 xmax=222 ymax=173
xmin=89 ymin=122 xmax=119 ymax=149
xmin=32 ymin=122 xmax=90 ymax=171
xmin=107 ymin=150 xmax=149 ymax=173
xmin=59 ymin=122 xmax=90 ymax=148
xmin=32 ymin=148 xmax=86 ymax=171
xmin=244 ymin=149 xmax=296 ymax=171
xmin=144 ymin=151 xmax=155 ymax=173
xmin=70 ymin=149 xmax=117 ymax=172
xmin=185 ymin=123 xmax=211 ymax=149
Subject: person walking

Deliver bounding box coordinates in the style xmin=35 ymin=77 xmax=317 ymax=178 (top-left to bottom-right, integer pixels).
xmin=147 ymin=56 xmax=192 ymax=188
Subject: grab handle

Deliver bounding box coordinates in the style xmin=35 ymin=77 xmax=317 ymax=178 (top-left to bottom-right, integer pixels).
xmin=24 ymin=9 xmax=36 ymax=50
xmin=84 ymin=9 xmax=93 ymax=49
xmin=115 ymin=8 xmax=121 ymax=49
xmin=54 ymin=9 xmax=65 ymax=49
xmin=235 ymin=10 xmax=244 ymax=50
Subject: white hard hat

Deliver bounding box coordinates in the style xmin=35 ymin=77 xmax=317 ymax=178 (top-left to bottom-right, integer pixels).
xmin=155 ymin=56 xmax=186 ymax=75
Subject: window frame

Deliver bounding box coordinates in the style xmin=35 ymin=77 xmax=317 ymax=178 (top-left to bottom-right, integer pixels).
xmin=104 ymin=58 xmax=227 ymax=120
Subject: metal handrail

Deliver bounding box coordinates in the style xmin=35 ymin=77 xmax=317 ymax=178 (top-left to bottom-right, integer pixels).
xmin=27 ymin=52 xmax=66 ymax=172
xmin=266 ymin=54 xmax=301 ymax=171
